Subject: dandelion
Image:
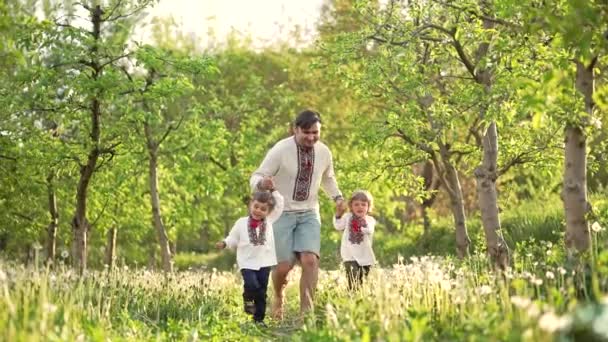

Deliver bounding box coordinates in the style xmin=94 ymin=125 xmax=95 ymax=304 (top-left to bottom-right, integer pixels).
xmin=558 ymin=267 xmax=567 ymax=275
xmin=527 ymin=303 xmax=541 ymax=318
xmin=592 ymin=308 xmax=608 ymax=338
xmin=60 ymin=250 xmax=69 ymax=259
xmin=531 ymin=277 xmax=543 ymax=286
xmin=591 ymin=221 xmax=603 ymax=233
xmin=477 ymin=285 xmax=493 ymax=296
xmin=538 ymin=311 xmax=572 ymax=333
xmin=43 ymin=303 xmax=58 ymax=314
xmin=546 ymin=271 xmax=555 ymax=280
xmin=326 ymin=303 xmax=339 ymax=327
xmin=510 ymin=296 xmax=532 ymax=309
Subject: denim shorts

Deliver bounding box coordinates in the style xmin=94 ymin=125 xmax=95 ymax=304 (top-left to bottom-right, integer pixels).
xmin=272 ymin=210 xmax=321 ymax=263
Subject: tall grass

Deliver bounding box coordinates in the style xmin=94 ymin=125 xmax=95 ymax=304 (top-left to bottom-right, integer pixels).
xmin=2 ymin=195 xmax=607 ymax=341
xmin=3 ymin=235 xmax=608 ymax=341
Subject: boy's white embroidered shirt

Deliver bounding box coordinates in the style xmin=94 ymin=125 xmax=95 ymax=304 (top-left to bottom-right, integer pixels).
xmin=250 ymin=136 xmax=342 ymax=211
xmin=224 ymin=191 xmax=284 ymax=270
xmin=333 ymin=213 xmax=376 ymax=266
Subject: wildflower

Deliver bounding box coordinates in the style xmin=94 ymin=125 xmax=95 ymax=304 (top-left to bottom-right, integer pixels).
xmin=510 ymin=296 xmax=532 ymax=309
xmin=43 ymin=303 xmax=58 ymax=314
xmin=592 ymin=307 xmax=608 ymax=338
xmin=527 ymin=303 xmax=541 ymax=318
xmin=61 ymin=250 xmax=69 ymax=259
xmin=557 ymin=267 xmax=567 ymax=275
xmin=546 ymin=271 xmax=555 ymax=280
xmin=538 ymin=311 xmax=572 ymax=333
xmin=531 ymin=277 xmax=543 ymax=286
xmin=325 ymin=303 xmax=339 ymax=327
xmin=591 ymin=222 xmax=603 ymax=233
xmin=477 ymin=285 xmax=493 ymax=296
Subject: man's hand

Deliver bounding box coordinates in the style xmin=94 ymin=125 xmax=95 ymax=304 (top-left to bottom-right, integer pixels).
xmin=215 ymin=241 xmax=226 ymax=250
xmin=335 ymin=199 xmax=347 ymax=218
xmin=258 ymin=176 xmax=275 ymax=191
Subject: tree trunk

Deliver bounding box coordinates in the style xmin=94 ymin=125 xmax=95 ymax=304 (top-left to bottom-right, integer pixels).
xmin=433 ymin=151 xmax=470 ymax=258
xmin=71 ymin=5 xmax=103 ymax=274
xmin=563 ymin=60 xmax=594 ymax=251
xmin=470 ymin=6 xmax=509 ymax=269
xmin=145 ymin=122 xmax=173 ymax=272
xmin=46 ymin=172 xmax=59 ymax=265
xmin=421 ymin=161 xmax=440 ymax=234
xmin=475 ymin=122 xmax=509 ymax=269
xmin=200 ymin=223 xmax=210 ymax=253
xmin=104 ymin=226 xmax=117 ymax=269
xmin=444 ymin=162 xmax=470 ymax=258
xmin=72 ymin=157 xmax=95 ymax=274
xmin=148 ymin=246 xmax=157 ymax=270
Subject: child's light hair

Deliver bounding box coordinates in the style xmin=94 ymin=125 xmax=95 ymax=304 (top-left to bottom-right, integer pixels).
xmin=348 ymin=189 xmax=374 ymax=213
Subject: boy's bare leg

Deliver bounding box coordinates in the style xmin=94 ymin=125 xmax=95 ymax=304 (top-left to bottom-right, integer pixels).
xmin=299 ymin=252 xmax=319 ymax=316
xmin=271 ymin=261 xmax=292 ymax=320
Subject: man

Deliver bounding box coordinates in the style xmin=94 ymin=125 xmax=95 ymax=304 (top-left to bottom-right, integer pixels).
xmin=250 ymin=109 xmax=346 ymax=319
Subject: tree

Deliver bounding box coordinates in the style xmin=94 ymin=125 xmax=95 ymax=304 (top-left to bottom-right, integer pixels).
xmin=17 ymin=0 xmax=159 ymax=273
xmin=518 ymin=0 xmax=608 ymax=252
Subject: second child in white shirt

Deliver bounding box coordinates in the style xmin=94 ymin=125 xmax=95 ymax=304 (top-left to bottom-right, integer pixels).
xmin=333 ymin=190 xmax=376 ymax=291
xmin=216 ymin=186 xmax=284 ymax=325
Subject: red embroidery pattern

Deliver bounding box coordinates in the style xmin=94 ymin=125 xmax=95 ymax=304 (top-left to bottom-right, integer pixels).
xmin=348 ymin=216 xmax=366 ymax=244
xmin=247 ymin=217 xmax=266 ymax=246
xmin=293 ymin=143 xmax=314 ymax=201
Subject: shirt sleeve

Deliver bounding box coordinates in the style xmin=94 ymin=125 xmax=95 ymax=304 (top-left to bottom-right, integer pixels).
xmin=223 ymin=221 xmax=241 ymax=249
xmin=361 ymin=216 xmax=375 ymax=235
xmin=333 ymin=213 xmax=349 ymax=231
xmin=266 ymin=191 xmax=285 ymax=224
xmin=320 ymin=149 xmax=342 ymax=200
xmin=250 ymin=144 xmax=281 ymax=191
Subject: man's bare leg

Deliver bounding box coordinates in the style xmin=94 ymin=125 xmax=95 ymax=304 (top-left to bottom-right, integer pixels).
xmin=299 ymin=252 xmax=319 ymax=315
xmin=271 ymin=261 xmax=293 ymax=320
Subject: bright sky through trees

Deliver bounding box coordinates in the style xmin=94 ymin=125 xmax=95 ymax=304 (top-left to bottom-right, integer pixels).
xmin=143 ymin=0 xmax=326 ymax=48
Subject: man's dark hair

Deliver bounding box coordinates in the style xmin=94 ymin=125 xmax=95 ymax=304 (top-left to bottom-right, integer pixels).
xmin=294 ymin=110 xmax=322 ymax=129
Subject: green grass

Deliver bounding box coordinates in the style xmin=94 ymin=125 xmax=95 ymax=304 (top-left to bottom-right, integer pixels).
xmin=3 ymin=243 xmax=608 ymax=341
xmin=2 ymin=195 xmax=608 ymax=341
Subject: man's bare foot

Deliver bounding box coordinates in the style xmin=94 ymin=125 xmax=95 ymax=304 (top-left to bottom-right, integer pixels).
xmin=271 ymin=296 xmax=284 ymax=320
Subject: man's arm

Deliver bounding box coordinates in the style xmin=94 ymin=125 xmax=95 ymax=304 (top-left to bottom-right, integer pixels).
xmin=320 ymin=150 xmax=347 ymax=214
xmin=333 ymin=213 xmax=349 ymax=231
xmin=250 ymin=145 xmax=281 ymax=191
xmin=266 ymin=190 xmax=285 ymax=223
xmin=320 ymin=151 xmax=343 ymax=201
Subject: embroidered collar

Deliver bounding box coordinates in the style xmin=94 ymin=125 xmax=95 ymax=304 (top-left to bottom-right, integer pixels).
xmin=293 ymin=138 xmax=315 ymax=201
xmin=247 ymin=216 xmax=266 ymax=246
xmin=348 ymin=215 xmax=366 ymax=245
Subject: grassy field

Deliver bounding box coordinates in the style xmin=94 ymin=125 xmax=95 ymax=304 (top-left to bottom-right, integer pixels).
xmin=2 ymin=245 xmax=608 ymax=341
xmin=2 ymin=197 xmax=608 ymax=341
